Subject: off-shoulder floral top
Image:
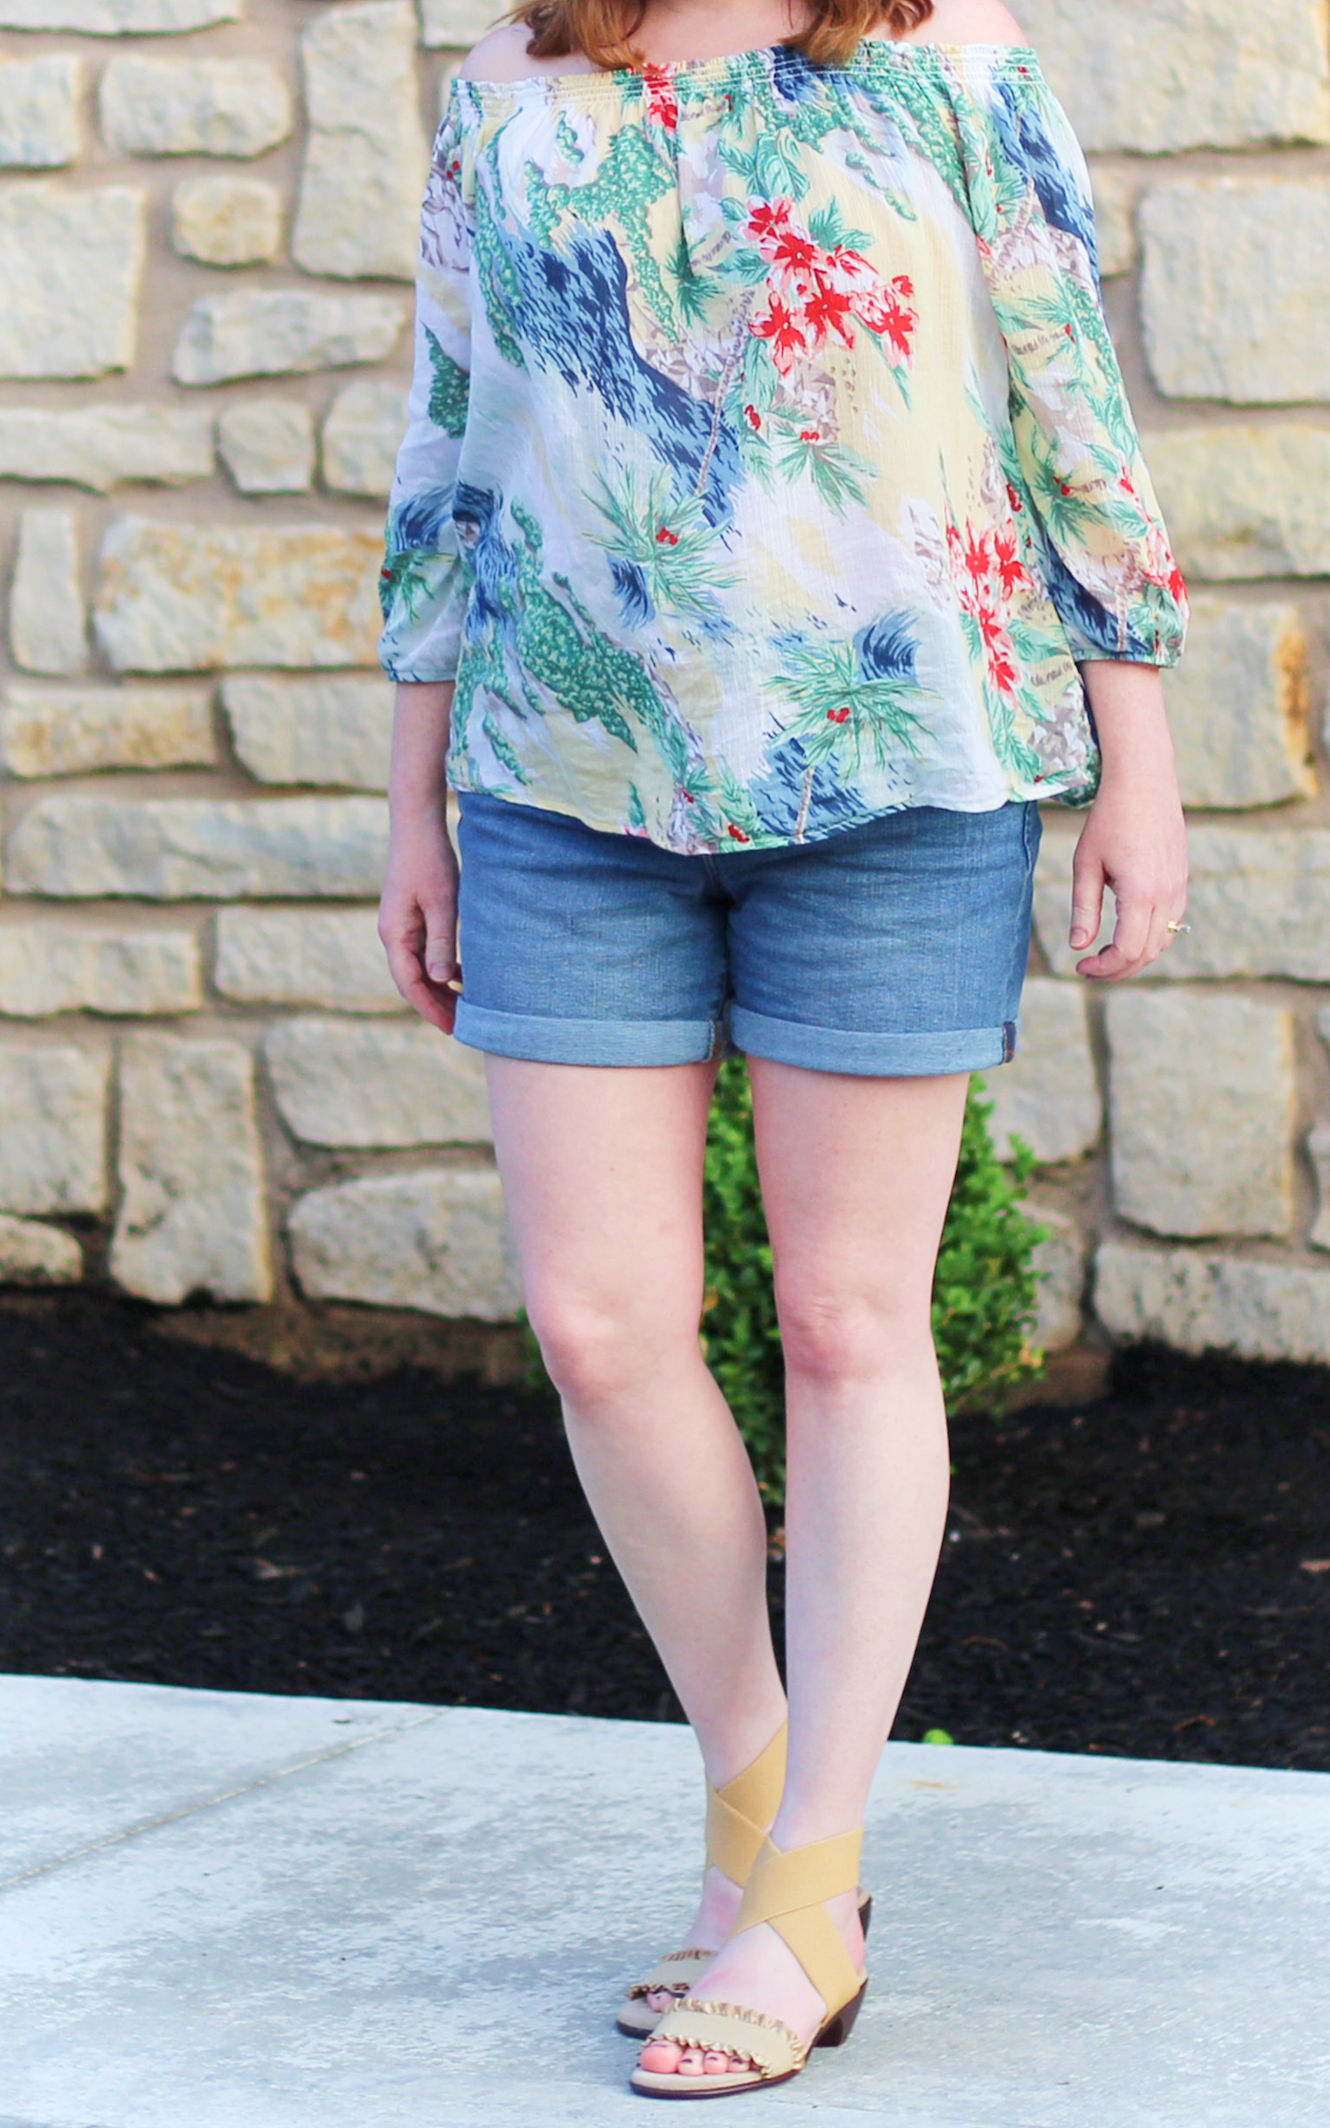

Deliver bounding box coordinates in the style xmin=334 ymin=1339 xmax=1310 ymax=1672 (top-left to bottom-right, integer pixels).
xmin=378 ymin=36 xmax=1188 ymax=855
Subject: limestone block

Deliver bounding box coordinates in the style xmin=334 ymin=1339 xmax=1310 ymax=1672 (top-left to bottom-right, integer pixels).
xmin=100 ymin=58 xmax=291 ymax=159
xmin=214 ymin=907 xmax=403 ymax=1012
xmin=1089 ymin=167 xmax=1134 ymax=279
xmin=418 ymin=0 xmax=507 ymax=44
xmin=1017 ymin=0 xmax=1330 ymax=152
xmin=321 ymin=380 xmax=407 ymax=499
xmin=172 ymin=290 xmax=404 ymax=386
xmin=0 ymin=925 xmax=201 ymax=1017
xmin=1146 ymin=426 xmax=1330 ymax=580
xmin=1034 ymin=826 xmax=1330 ymax=983
xmin=984 ymin=979 xmax=1100 ymax=1166
xmin=293 ymin=1 xmax=429 ymax=282
xmin=10 ymin=510 xmax=88 ymax=677
xmin=0 ymin=1042 xmax=108 ymax=1214
xmin=111 ymin=1033 xmax=272 ymax=1304
xmin=0 ymin=183 xmax=144 ymax=381
xmin=1 ymin=683 xmax=214 ymax=776
xmin=1027 ymin=1203 xmax=1089 ymax=1354
xmin=1095 ymin=1241 xmax=1330 ymax=1367
xmin=222 ymin=673 xmax=391 ymax=789
xmin=172 ymin=177 xmax=282 ymax=267
xmin=289 ymin=1166 xmax=522 ymax=1320
xmin=1142 ymin=179 xmax=1330 ymax=404
xmin=0 ymin=405 xmax=213 ymax=494
xmin=217 ymin=401 xmax=315 ymax=495
xmin=0 ymin=1 xmax=240 ymax=26
xmin=0 ymin=1212 xmax=81 ymax=1285
xmin=1105 ymin=990 xmax=1294 ymax=1240
xmin=0 ymin=56 xmax=80 ymax=169
xmin=6 ymin=794 xmax=388 ymax=900
xmin=1164 ymin=595 xmax=1314 ymax=809
xmin=264 ymin=1017 xmax=490 ymax=1147
xmin=1307 ymin=1126 xmax=1330 ymax=1252
xmin=94 ymin=517 xmax=383 ymax=671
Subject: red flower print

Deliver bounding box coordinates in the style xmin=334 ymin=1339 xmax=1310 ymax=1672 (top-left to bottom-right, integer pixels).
xmin=1005 ymin=480 xmax=1023 ymax=514
xmin=747 ymin=198 xmax=797 ymax=247
xmin=992 ymin=528 xmax=1027 ymax=595
xmin=801 ymin=276 xmax=856 ymax=351
xmin=799 ymin=428 xmax=822 ymax=443
xmin=827 ymin=705 xmax=851 ymax=723
xmin=743 ymin=403 xmax=762 ymax=430
xmin=744 ymin=203 xmax=917 ymax=376
xmin=750 ymin=292 xmax=808 ymax=376
xmin=641 ymin=64 xmax=678 ymax=130
xmin=978 ymin=603 xmax=1019 ymax=694
xmin=655 ymin=526 xmax=679 ymax=545
xmin=726 ymin=824 xmax=752 ymax=843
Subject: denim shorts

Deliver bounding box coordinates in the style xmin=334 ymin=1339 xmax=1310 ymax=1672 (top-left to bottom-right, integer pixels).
xmin=452 ymin=791 xmax=1041 ymax=1077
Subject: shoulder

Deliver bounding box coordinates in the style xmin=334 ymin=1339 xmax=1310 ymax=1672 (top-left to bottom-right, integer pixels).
xmin=896 ymin=0 xmax=1029 ymax=45
xmin=455 ymin=19 xmax=597 ymax=83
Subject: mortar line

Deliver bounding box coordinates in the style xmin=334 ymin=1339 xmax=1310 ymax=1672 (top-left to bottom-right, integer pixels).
xmin=0 ymin=1708 xmax=445 ymax=1897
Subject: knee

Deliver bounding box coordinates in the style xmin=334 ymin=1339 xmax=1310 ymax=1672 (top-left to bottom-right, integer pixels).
xmin=774 ymin=1284 xmax=932 ymax=1392
xmin=525 ymin=1289 xmax=692 ymax=1410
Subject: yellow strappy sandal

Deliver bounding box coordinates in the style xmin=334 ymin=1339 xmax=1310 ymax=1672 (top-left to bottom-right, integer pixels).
xmin=629 ymin=1829 xmax=869 ymax=2098
xmin=615 ymin=1724 xmax=788 ymax=2039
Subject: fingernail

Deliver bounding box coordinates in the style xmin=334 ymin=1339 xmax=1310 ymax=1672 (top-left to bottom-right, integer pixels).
xmin=1070 ymin=928 xmax=1089 ymax=947
xmin=426 ymin=962 xmax=448 ymax=980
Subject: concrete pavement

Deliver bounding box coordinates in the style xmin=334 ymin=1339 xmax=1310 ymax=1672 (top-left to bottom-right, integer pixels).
xmin=1 ymin=1675 xmax=1327 ymax=2127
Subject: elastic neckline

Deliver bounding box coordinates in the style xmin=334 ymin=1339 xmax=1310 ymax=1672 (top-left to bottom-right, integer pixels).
xmin=453 ymin=37 xmax=1041 ymax=101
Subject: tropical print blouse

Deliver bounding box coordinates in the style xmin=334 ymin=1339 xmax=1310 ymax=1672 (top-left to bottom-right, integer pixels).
xmin=378 ymin=36 xmax=1189 ymax=855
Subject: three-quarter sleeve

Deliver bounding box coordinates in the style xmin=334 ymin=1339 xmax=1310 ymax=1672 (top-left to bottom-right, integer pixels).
xmin=958 ymin=62 xmax=1188 ymax=667
xmin=377 ymin=97 xmax=474 ymax=684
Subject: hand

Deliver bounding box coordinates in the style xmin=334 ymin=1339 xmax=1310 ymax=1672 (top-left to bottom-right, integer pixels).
xmin=1069 ymin=770 xmax=1189 ymax=981
xmin=378 ymin=816 xmax=461 ymax=1032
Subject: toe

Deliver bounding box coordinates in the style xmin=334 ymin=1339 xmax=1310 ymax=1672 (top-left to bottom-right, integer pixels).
xmin=677 ymin=2047 xmax=707 ymax=2076
xmin=638 ymin=2038 xmax=683 ymax=2073
xmin=702 ymin=2048 xmax=739 ymax=2074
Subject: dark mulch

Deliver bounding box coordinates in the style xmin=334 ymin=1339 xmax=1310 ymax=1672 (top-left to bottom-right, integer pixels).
xmin=1 ymin=1290 xmax=1327 ymax=1769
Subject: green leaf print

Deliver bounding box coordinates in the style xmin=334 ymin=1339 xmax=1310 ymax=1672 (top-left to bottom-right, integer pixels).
xmin=424 ymin=328 xmax=468 ymax=437
xmin=584 ymin=464 xmax=739 ymax=621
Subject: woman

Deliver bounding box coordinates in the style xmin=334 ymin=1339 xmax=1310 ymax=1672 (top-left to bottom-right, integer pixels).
xmin=377 ymin=0 xmax=1189 ymax=2098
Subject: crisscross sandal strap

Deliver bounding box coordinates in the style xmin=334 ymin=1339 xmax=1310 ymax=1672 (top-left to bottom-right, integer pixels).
xmin=703 ymin=1721 xmax=787 ymax=1886
xmin=731 ymin=1830 xmax=865 ymax=2023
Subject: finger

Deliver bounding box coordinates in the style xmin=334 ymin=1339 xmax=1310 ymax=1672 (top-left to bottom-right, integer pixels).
xmin=1069 ymin=849 xmax=1105 ymax=951
xmin=380 ymin=932 xmax=458 ymax=1033
xmin=1076 ymin=895 xmax=1152 ymax=981
xmin=422 ymin=904 xmax=459 ymax=985
xmin=1137 ymin=905 xmax=1174 ymax=974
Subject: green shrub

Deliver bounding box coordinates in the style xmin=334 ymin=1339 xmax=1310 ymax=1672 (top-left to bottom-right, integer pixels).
xmin=699 ymin=1060 xmax=1047 ymax=1500
xmin=524 ymin=1059 xmax=1048 ymax=1503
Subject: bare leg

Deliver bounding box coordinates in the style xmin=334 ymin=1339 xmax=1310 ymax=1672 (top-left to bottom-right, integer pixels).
xmin=483 ymin=1055 xmax=787 ymax=1954
xmin=642 ymin=1062 xmax=965 ymax=2078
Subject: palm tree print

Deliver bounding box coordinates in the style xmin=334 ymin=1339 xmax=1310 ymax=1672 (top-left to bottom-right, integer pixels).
xmin=768 ymin=615 xmax=927 ymax=842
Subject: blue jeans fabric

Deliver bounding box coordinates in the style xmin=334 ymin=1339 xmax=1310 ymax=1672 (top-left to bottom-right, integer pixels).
xmin=453 ymin=791 xmax=1041 ymax=1077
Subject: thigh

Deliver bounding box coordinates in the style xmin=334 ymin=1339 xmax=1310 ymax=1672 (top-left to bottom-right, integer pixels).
xmin=749 ymin=1059 xmax=969 ymax=1324
xmin=484 ymin=1053 xmax=718 ymax=1337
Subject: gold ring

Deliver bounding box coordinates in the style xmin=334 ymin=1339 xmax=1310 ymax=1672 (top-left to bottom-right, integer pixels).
xmin=1166 ymin=920 xmax=1191 ymax=934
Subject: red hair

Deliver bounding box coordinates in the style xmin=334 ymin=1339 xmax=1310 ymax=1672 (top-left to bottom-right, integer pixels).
xmin=497 ymin=1 xmax=935 ymax=74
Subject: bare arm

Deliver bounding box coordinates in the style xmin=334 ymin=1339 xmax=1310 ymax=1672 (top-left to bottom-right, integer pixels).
xmin=1068 ymin=661 xmax=1188 ymax=981
xmin=378 ymin=680 xmax=461 ymax=1032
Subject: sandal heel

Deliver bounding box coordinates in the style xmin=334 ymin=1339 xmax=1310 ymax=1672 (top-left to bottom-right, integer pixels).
xmin=816 ymin=1978 xmax=868 ymax=2050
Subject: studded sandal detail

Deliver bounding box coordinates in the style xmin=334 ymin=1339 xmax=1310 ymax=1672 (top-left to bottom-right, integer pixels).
xmin=629 ymin=1828 xmax=869 ymax=2098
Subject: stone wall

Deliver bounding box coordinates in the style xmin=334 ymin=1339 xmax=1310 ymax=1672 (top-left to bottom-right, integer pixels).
xmin=2 ymin=0 xmax=1329 ymax=1372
